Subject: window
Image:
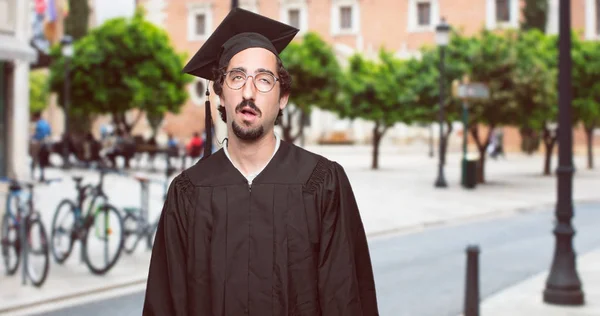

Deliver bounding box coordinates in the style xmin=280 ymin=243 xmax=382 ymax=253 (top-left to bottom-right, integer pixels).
xmin=496 ymin=0 xmax=510 ymax=22
xmin=486 ymin=0 xmax=517 ymax=29
xmin=195 ymin=14 xmax=206 ymax=36
xmin=190 ymin=79 xmax=207 ymax=106
xmin=187 ymin=3 xmax=212 ymax=41
xmin=408 ymin=0 xmax=438 ymax=33
xmin=340 ymin=6 xmax=352 ymax=30
xmin=288 ymin=9 xmax=300 ymax=29
xmin=417 ymin=2 xmax=431 ymax=26
xmin=331 ymin=0 xmax=360 ymax=35
xmin=281 ymin=1 xmax=308 ymax=33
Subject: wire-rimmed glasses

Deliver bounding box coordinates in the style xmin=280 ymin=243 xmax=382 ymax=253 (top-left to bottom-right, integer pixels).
xmin=224 ymin=70 xmax=279 ymax=93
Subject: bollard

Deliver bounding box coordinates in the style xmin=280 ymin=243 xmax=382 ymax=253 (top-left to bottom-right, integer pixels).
xmin=464 ymin=245 xmax=480 ymax=316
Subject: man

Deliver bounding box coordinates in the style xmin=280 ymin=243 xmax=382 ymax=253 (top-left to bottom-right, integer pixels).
xmin=143 ymin=8 xmax=379 ymax=316
xmin=29 ymin=111 xmax=51 ymax=181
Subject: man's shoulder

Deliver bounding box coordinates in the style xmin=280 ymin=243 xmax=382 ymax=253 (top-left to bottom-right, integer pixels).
xmin=279 ymin=142 xmax=346 ymax=189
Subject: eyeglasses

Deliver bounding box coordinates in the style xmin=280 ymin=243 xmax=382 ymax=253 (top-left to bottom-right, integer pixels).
xmin=224 ymin=70 xmax=279 ymax=93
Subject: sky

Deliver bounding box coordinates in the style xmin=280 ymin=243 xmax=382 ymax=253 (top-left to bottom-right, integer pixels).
xmin=94 ymin=0 xmax=136 ymax=25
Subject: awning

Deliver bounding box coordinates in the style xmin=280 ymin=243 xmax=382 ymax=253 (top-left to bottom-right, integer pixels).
xmin=0 ymin=34 xmax=38 ymax=63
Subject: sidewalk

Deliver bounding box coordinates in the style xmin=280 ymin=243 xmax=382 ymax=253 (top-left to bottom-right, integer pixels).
xmin=477 ymin=247 xmax=600 ymax=316
xmin=0 ymin=144 xmax=599 ymax=313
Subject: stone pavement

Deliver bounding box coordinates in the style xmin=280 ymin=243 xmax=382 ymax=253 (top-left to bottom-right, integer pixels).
xmin=477 ymin=247 xmax=600 ymax=316
xmin=0 ymin=144 xmax=598 ymax=314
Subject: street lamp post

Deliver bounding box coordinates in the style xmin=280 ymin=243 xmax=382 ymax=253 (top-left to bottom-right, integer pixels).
xmin=61 ymin=35 xmax=73 ymax=170
xmin=543 ymin=0 xmax=585 ymax=305
xmin=434 ymin=18 xmax=450 ymax=188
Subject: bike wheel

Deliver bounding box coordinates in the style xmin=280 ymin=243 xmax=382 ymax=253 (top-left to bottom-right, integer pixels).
xmin=1 ymin=213 xmax=20 ymax=275
xmin=25 ymin=217 xmax=50 ymax=287
xmin=50 ymin=199 xmax=77 ymax=264
xmin=83 ymin=203 xmax=124 ymax=275
xmin=122 ymin=212 xmax=141 ymax=255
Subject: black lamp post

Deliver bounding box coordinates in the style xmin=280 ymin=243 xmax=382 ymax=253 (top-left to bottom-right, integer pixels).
xmin=543 ymin=0 xmax=584 ymax=305
xmin=61 ymin=35 xmax=73 ymax=169
xmin=434 ymin=18 xmax=450 ymax=188
xmin=231 ymin=0 xmax=239 ymax=9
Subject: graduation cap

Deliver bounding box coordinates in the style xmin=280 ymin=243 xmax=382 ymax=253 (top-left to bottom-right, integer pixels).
xmin=183 ymin=8 xmax=299 ymax=158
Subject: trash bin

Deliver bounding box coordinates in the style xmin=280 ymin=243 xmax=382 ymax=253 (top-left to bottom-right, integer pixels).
xmin=462 ymin=158 xmax=478 ymax=189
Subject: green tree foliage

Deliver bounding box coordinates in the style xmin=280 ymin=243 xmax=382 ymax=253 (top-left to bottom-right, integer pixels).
xmin=335 ymin=50 xmax=418 ymax=169
xmin=63 ymin=0 xmax=90 ymax=41
xmin=462 ymin=29 xmax=519 ymax=183
xmin=29 ymin=70 xmax=50 ymax=116
xmin=514 ymin=29 xmax=558 ymax=174
xmin=49 ymin=8 xmax=191 ymax=135
xmin=572 ymin=37 xmax=600 ymax=169
xmin=521 ymin=0 xmax=548 ymax=31
xmin=279 ymin=32 xmax=342 ymax=143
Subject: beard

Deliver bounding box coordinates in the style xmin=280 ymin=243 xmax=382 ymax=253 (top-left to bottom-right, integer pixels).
xmin=232 ymin=100 xmax=265 ymax=141
xmin=232 ymin=120 xmax=265 ymax=141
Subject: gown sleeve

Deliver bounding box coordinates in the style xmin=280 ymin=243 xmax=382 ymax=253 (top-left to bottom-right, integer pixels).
xmin=316 ymin=160 xmax=379 ymax=316
xmin=142 ymin=173 xmax=194 ymax=316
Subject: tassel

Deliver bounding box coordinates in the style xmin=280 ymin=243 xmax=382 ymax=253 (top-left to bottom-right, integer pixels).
xmin=204 ymin=82 xmax=213 ymax=158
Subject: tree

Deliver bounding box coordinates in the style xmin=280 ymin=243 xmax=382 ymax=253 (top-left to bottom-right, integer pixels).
xmin=279 ymin=32 xmax=342 ymax=143
xmin=29 ymin=70 xmax=50 ymax=116
xmin=572 ymin=38 xmax=600 ymax=169
xmin=63 ymin=0 xmax=90 ymax=41
xmin=521 ymin=0 xmax=548 ymax=31
xmin=463 ymin=29 xmax=520 ymax=183
xmin=413 ymin=31 xmax=476 ymax=163
xmin=514 ymin=29 xmax=558 ymax=175
xmin=335 ymin=50 xmax=418 ymax=169
xmin=49 ymin=8 xmax=191 ymax=135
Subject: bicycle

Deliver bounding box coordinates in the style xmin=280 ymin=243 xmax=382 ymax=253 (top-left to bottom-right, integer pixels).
xmin=49 ymin=167 xmax=125 ymax=275
xmin=122 ymin=166 xmax=176 ymax=254
xmin=1 ymin=177 xmax=59 ymax=287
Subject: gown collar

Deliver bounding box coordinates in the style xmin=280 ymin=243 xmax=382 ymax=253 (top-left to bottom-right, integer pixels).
xmin=223 ymin=132 xmax=281 ymax=185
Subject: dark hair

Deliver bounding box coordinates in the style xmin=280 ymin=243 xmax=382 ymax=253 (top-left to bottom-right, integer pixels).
xmin=212 ymin=56 xmax=291 ymax=125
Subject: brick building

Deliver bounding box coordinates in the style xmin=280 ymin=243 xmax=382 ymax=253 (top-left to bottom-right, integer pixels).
xmin=131 ymin=0 xmax=600 ymax=152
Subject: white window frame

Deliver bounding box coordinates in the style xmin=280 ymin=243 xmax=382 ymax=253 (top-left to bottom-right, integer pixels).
xmin=239 ymin=0 xmax=259 ymax=14
xmin=187 ymin=3 xmax=213 ymax=42
xmin=408 ymin=0 xmax=439 ymax=33
xmin=585 ymin=0 xmax=600 ymax=39
xmin=280 ymin=0 xmax=308 ymax=34
xmin=486 ymin=0 xmax=518 ymax=30
xmin=330 ymin=0 xmax=360 ymax=36
xmin=189 ymin=79 xmax=208 ymax=106
xmin=0 ymin=0 xmax=16 ymax=34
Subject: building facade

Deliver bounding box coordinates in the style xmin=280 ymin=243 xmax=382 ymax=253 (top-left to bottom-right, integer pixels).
xmin=138 ymin=0 xmax=600 ymax=150
xmin=0 ymin=0 xmax=37 ymax=179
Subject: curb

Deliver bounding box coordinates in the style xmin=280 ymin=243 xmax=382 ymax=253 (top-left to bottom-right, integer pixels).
xmin=0 ymin=278 xmax=148 ymax=315
xmin=366 ymin=198 xmax=600 ymax=239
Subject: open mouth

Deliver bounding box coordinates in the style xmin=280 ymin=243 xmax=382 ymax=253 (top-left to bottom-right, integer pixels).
xmin=240 ymin=107 xmax=258 ymax=116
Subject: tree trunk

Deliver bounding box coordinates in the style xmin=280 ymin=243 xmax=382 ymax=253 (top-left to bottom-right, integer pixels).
xmin=469 ymin=124 xmax=495 ymax=184
xmin=442 ymin=121 xmax=454 ymax=166
xmin=585 ymin=126 xmax=594 ymax=169
xmin=371 ymin=122 xmax=389 ymax=170
xmin=281 ymin=107 xmax=304 ymax=143
xmin=372 ymin=122 xmax=381 ymax=170
xmin=542 ymin=127 xmax=558 ymax=175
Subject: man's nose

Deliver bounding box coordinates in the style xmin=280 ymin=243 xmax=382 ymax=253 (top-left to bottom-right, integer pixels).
xmin=242 ymin=76 xmax=257 ymax=100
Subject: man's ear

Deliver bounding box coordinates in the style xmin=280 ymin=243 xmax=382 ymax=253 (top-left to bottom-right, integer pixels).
xmin=278 ymin=93 xmax=290 ymax=111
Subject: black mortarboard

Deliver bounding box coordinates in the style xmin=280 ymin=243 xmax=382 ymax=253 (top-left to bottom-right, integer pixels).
xmin=182 ymin=8 xmax=299 ymax=158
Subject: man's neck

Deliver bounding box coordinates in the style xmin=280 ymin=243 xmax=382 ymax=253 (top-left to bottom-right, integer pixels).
xmin=226 ymin=130 xmax=278 ymax=177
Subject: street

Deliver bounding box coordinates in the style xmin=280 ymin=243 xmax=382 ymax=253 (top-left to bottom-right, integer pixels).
xmin=34 ymin=202 xmax=600 ymax=316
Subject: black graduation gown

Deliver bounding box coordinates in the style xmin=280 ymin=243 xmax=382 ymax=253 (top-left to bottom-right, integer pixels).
xmin=143 ymin=141 xmax=379 ymax=316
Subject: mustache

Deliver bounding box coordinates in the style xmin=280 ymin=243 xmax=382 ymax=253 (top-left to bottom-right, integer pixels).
xmin=235 ymin=100 xmax=262 ymax=116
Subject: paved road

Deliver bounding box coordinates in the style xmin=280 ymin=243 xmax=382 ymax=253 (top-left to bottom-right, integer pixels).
xmin=35 ymin=202 xmax=600 ymax=316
